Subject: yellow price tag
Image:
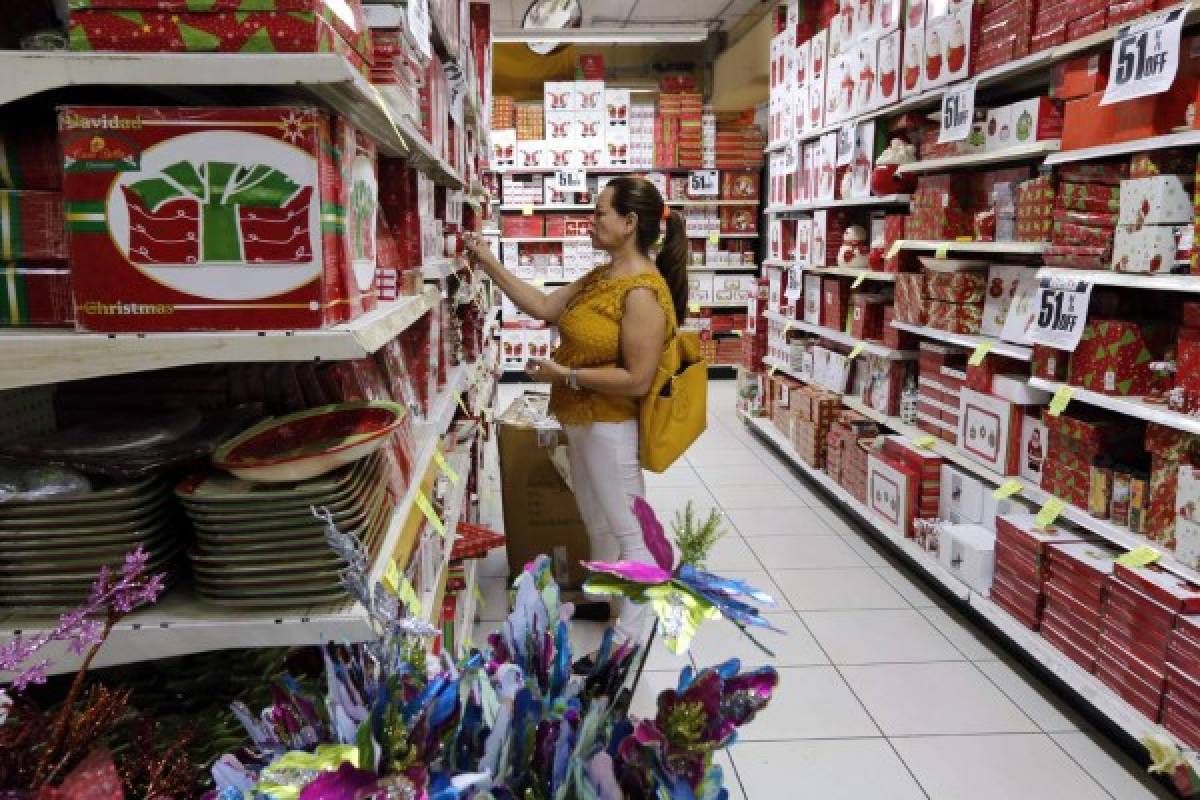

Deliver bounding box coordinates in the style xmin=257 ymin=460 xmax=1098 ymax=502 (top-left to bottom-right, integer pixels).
xmin=688 ymin=302 xmax=702 ymax=313
xmin=886 ymin=240 xmax=903 ymax=259
xmin=708 ymin=231 xmax=721 ymax=245
xmin=456 ymin=394 xmax=471 ymax=415
xmin=415 ymin=491 xmax=447 ymax=537
xmin=522 ymin=206 xmax=534 ymax=216
xmin=731 ymin=329 xmax=744 ymax=337
xmin=1034 ymin=496 xmax=1066 ymax=529
xmin=472 ymin=583 xmax=486 ymax=608
xmin=383 ymin=559 xmax=402 ymax=595
xmin=913 ymin=434 xmax=936 ymax=449
xmin=398 ymin=576 xmax=422 ymax=614
xmin=533 ymin=278 xmax=546 ymax=287
xmin=934 ymin=244 xmax=949 ymax=259
xmin=993 ymin=479 xmax=1023 ymax=500
xmin=848 ymin=343 xmax=865 ymax=359
xmin=1116 ymin=545 xmax=1162 ymax=568
xmin=783 ymin=319 xmax=794 ymax=333
xmin=433 ymin=450 xmax=460 ymax=484
xmin=852 ymin=271 xmax=868 ymax=289
xmin=968 ymin=340 xmax=993 ymax=367
xmin=1048 ymin=385 xmax=1073 ymax=417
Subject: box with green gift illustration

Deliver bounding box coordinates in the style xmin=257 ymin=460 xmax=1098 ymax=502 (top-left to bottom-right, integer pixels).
xmin=59 ymin=105 xmax=361 ymax=332
xmin=1067 ymin=318 xmax=1173 ymax=396
xmin=67 ymin=0 xmax=372 ymax=72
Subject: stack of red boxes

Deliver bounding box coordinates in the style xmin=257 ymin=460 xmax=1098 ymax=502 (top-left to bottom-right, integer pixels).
xmin=1146 ymin=423 xmax=1200 ymax=550
xmin=676 ymin=92 xmax=705 ymax=169
xmin=1032 ymin=0 xmax=1109 ymax=52
xmin=1093 ymin=563 xmax=1200 ymax=722
xmin=826 ymin=410 xmax=879 ymax=504
xmin=1041 ymin=541 xmax=1119 ymax=672
xmin=966 ymin=352 xmax=1029 ymax=392
xmin=916 ymin=343 xmax=966 ymax=445
xmin=882 ymin=305 xmax=922 ymax=350
xmin=1043 ymin=169 xmax=1121 ymax=267
xmin=895 ymin=273 xmax=928 ymax=326
xmin=884 ymin=436 xmax=943 ymax=528
xmin=491 ymin=95 xmax=516 ymax=129
xmin=420 ymin=53 xmax=450 ymax=161
xmin=905 ymin=174 xmax=973 ymax=240
xmin=1174 ymin=301 xmax=1200 ymax=412
xmin=545 ymin=214 xmax=593 ymax=238
xmin=926 ymin=269 xmax=986 ymax=335
xmin=744 ymin=278 xmax=770 ymax=371
xmin=515 ymin=102 xmax=544 ymax=141
xmin=1016 ymin=174 xmax=1056 ymax=243
xmin=883 ymin=214 xmax=906 ymax=272
xmin=769 ymin=373 xmax=805 ymax=440
xmin=715 ymin=120 xmax=767 ymax=169
xmin=1041 ymin=409 xmax=1138 ymax=510
xmin=848 ymin=293 xmax=888 ymax=341
xmin=974 ymin=0 xmax=1037 ymax=73
xmin=379 ymin=159 xmax=424 ymax=288
xmin=821 ymin=277 xmax=851 ymax=333
xmin=992 ymin=513 xmax=1083 ymax=630
xmin=656 ymin=93 xmax=681 ymax=169
xmin=791 ymin=385 xmax=842 ymax=467
xmin=501 ymin=215 xmax=546 ymax=238
xmin=1166 ymin=614 xmax=1200 ymax=747
xmin=863 ymin=437 xmax=941 ymax=540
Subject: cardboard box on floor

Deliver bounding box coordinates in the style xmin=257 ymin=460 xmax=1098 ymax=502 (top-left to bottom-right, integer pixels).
xmin=498 ymin=391 xmax=591 ymax=588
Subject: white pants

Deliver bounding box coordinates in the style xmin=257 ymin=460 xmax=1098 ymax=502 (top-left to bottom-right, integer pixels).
xmin=565 ymin=420 xmax=653 ymax=644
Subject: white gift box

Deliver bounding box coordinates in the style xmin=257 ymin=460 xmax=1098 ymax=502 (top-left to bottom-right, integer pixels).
xmin=939 ymin=523 xmax=997 ymax=594
xmin=544 ymin=82 xmax=575 ymax=112
xmin=901 ymin=24 xmax=925 ymax=98
xmin=1119 ymin=175 xmax=1193 ymax=226
xmin=1112 ymin=224 xmax=1185 ymax=272
xmin=573 ymin=81 xmax=605 ymax=113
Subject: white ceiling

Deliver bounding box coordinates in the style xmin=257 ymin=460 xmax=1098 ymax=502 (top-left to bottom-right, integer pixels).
xmin=492 ymin=0 xmax=764 ymax=31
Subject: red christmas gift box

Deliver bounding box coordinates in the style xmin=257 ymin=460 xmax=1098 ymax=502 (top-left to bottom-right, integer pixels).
xmin=957 ymin=388 xmax=1024 ymax=474
xmin=0 ymin=191 xmax=67 ymax=261
xmin=335 ymin=117 xmax=378 ymax=316
xmin=926 ymin=270 xmax=987 ymax=303
xmin=0 ymin=264 xmax=74 ymax=327
xmin=1032 ymin=343 xmax=1068 ymax=380
xmin=721 ymin=170 xmax=761 ymax=200
xmin=849 ymin=293 xmax=887 ymax=339
xmin=0 ymin=123 xmax=63 ymax=190
xmin=1058 ymin=181 xmax=1121 ymax=213
xmin=1114 ymin=563 xmax=1200 ymax=613
xmin=1041 ymin=244 xmax=1111 ymax=269
xmin=68 ymin=2 xmax=372 ymax=71
xmin=867 ymin=451 xmax=921 ymax=539
xmin=721 ymin=206 xmax=757 ymax=234
xmin=821 ymin=277 xmax=850 ymax=332
xmin=895 ymin=272 xmax=928 ymax=325
xmin=1067 ymin=318 xmax=1173 ymax=396
xmin=927 ymin=300 xmax=983 ymax=334
xmin=60 ymin=105 xmax=355 ymax=332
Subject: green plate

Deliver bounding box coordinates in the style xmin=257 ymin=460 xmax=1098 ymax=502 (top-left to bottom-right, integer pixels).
xmin=175 ymin=454 xmax=377 ymax=507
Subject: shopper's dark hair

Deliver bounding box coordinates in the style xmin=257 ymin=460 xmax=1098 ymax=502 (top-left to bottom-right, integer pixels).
xmin=605 ymin=176 xmax=688 ymax=326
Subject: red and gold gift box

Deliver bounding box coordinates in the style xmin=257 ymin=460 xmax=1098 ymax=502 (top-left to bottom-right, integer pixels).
xmin=848 ymin=293 xmax=887 ymax=340
xmin=1032 ymin=343 xmax=1068 ymax=380
xmin=0 ymin=264 xmax=74 ymax=327
xmin=68 ymin=3 xmax=371 ymax=72
xmin=1058 ymin=181 xmax=1120 ymax=214
xmin=1067 ymin=318 xmax=1173 ymax=396
xmin=0 ymin=191 xmax=67 ymax=262
xmin=927 ymin=300 xmax=983 ymax=334
xmin=60 ymin=105 xmax=357 ymax=332
xmin=1149 ymin=456 xmax=1181 ymax=548
xmin=1041 ymin=244 xmax=1111 ymax=269
xmin=895 ymin=272 xmax=927 ymax=325
xmin=0 ymin=124 xmax=62 ymax=191
xmin=926 ymin=271 xmax=987 ymax=303
xmin=821 ymin=277 xmax=849 ymax=333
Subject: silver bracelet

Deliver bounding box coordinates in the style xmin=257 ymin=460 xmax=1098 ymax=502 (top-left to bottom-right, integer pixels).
xmin=566 ymin=369 xmax=580 ymax=390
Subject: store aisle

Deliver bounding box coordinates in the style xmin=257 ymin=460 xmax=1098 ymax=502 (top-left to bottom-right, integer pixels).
xmin=479 ymin=382 xmax=1173 ymax=800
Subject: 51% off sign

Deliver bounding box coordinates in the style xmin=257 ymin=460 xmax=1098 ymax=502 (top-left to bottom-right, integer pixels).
xmin=1101 ymin=6 xmax=1186 ymax=105
xmin=1031 ymin=275 xmax=1093 ymax=351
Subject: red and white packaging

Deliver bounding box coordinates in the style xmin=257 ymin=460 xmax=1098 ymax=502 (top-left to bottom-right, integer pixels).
xmin=867 ymin=450 xmax=921 ymax=538
xmin=955 ymin=388 xmax=1024 ymax=474
xmin=1113 ymin=563 xmax=1200 ymax=613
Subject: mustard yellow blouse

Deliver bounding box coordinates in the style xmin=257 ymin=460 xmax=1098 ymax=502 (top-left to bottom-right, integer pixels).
xmin=549 ymin=267 xmax=676 ymax=426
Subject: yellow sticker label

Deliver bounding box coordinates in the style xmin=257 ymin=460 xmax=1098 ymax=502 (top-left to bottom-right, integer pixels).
xmin=398 ymin=576 xmax=422 ymax=614
xmin=709 ymin=232 xmax=721 ymax=245
xmin=913 ymin=434 xmax=936 ymax=449
xmin=522 ymin=206 xmax=534 ymax=216
xmin=848 ymin=343 xmax=865 ymax=359
xmin=416 ymin=491 xmax=447 ymax=537
xmin=1116 ymin=545 xmax=1162 ymax=568
xmin=688 ymin=302 xmax=702 ymax=313
xmin=934 ymin=245 xmax=949 ymax=259
xmin=456 ymin=394 xmax=471 ymax=416
xmin=1048 ymin=385 xmax=1073 ymax=417
xmin=534 ymin=278 xmax=546 ymax=287
xmin=433 ymin=450 xmax=460 ymax=484
xmin=473 ymin=584 xmax=486 ymax=608
xmin=993 ymin=479 xmax=1023 ymax=499
xmin=968 ymin=341 xmax=993 ymax=367
xmin=383 ymin=559 xmax=402 ymax=595
xmin=1035 ymin=496 xmax=1066 ymax=529
xmin=852 ymin=271 xmax=868 ymax=289
xmin=886 ymin=240 xmax=903 ymax=259
xmin=731 ymin=329 xmax=744 ymax=337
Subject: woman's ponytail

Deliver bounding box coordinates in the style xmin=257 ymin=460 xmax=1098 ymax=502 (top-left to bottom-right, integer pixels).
xmin=656 ymin=210 xmax=689 ymax=327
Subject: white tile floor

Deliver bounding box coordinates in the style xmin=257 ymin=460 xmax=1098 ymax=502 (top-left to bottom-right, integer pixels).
xmin=481 ymin=381 xmax=1174 ymax=799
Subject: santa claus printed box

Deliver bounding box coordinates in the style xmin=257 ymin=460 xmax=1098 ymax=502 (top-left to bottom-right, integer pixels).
xmin=60 ymin=105 xmax=359 ymax=332
xmin=67 ymin=0 xmax=372 ymax=70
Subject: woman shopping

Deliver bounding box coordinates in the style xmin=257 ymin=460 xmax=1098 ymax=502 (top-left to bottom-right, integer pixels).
xmin=463 ymin=176 xmax=692 ymax=647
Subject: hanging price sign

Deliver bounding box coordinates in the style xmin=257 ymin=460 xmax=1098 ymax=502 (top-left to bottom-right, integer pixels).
xmin=1031 ymin=275 xmax=1093 ymax=350
xmin=1101 ymin=7 xmax=1185 ymax=106
xmin=938 ymin=80 xmax=977 ymax=143
xmin=552 ymin=169 xmax=587 ymax=193
xmin=688 ymin=169 xmax=720 ymax=197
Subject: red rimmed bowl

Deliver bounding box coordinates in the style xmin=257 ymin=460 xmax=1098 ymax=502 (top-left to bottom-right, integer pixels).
xmin=213 ymin=401 xmax=406 ymax=483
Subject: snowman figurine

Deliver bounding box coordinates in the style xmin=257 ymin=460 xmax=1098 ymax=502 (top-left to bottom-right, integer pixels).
xmin=838 ymin=225 xmax=871 ymax=268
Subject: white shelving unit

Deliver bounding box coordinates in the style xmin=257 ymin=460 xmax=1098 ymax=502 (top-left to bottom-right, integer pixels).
xmin=743 ymin=409 xmax=1200 ymax=768
xmin=0 ymin=287 xmax=440 ymax=392
xmin=765 ymin=194 xmax=911 ymax=214
xmin=1044 ymin=129 xmax=1200 ymax=166
xmin=897 ymin=140 xmax=1061 ymax=174
xmin=890 ymin=321 xmax=1033 ymax=360
xmin=898 ymin=240 xmax=1049 ymax=255
xmin=1037 ymin=267 xmax=1200 ymax=292
xmin=1028 ymin=377 xmax=1200 ymax=436
xmin=501 ymin=236 xmax=591 ymax=243
xmin=809 ymin=266 xmax=898 ymax=281
xmin=418 ymin=449 xmax=473 ymax=626
xmin=765 ymin=310 xmax=918 ymax=360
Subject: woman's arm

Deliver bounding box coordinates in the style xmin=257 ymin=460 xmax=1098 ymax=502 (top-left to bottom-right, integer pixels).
xmin=527 ymin=286 xmax=667 ymax=397
xmin=463 ymin=232 xmax=586 ymax=324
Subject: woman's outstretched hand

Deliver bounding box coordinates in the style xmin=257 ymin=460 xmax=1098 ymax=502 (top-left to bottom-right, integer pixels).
xmin=463 ymin=232 xmax=495 ymax=269
xmin=525 ymin=357 xmax=568 ymax=384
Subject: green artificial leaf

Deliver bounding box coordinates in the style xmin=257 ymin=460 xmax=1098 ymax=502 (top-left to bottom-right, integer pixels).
xmin=357 ymin=718 xmax=376 ymax=772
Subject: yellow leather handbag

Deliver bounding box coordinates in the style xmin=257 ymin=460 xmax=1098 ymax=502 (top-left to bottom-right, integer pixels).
xmin=640 ymin=328 xmax=708 ymax=472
